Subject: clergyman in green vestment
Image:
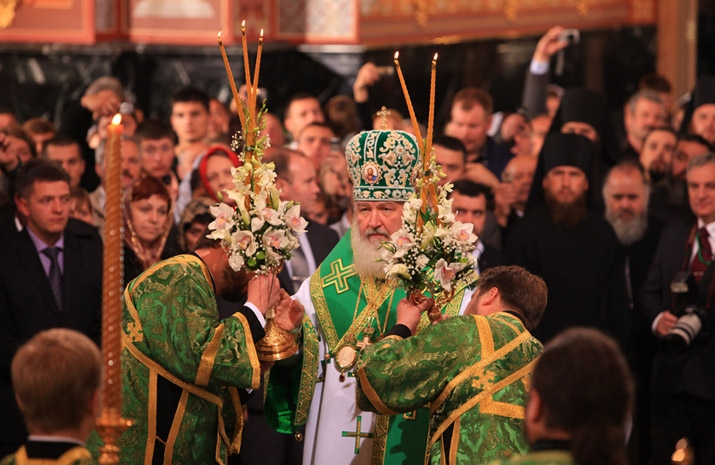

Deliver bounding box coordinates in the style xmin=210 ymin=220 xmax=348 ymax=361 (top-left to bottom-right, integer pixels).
xmin=87 ymin=235 xmax=301 ymax=465
xmin=1 ymin=329 xmax=101 ymax=465
xmin=488 ymin=327 xmax=633 ymax=465
xmin=356 ymin=266 xmax=548 ymax=465
xmin=264 ymin=129 xmax=476 ymax=465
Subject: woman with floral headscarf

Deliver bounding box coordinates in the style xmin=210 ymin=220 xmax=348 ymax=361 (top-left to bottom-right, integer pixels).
xmin=123 ymin=175 xmax=180 ymax=283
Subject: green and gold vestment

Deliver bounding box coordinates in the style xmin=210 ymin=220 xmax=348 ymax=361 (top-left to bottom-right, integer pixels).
xmin=488 ymin=450 xmax=576 ymax=465
xmin=265 ymin=231 xmax=474 ymax=465
xmin=88 ymin=255 xmax=261 ymax=465
xmin=356 ymin=312 xmax=543 ymax=465
xmin=1 ymin=447 xmax=98 ymax=465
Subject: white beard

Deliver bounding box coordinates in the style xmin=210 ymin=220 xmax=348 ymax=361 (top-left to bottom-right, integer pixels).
xmin=606 ymin=208 xmax=648 ymax=246
xmin=350 ymin=224 xmax=387 ymax=279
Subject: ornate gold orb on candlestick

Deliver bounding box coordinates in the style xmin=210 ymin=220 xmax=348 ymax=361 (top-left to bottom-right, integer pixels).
xmin=96 ymin=114 xmax=134 ymax=465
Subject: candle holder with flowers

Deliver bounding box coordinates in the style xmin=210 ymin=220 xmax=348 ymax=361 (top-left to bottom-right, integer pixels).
xmin=381 ymin=53 xmax=478 ymax=322
xmin=208 ymin=27 xmax=307 ymax=361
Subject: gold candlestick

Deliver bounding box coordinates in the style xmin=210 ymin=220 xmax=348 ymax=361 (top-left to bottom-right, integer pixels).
xmin=96 ymin=114 xmax=133 ymax=465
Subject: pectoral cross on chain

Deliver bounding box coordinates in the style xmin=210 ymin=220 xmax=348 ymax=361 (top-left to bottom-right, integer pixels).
xmin=342 ymin=415 xmax=374 ymax=454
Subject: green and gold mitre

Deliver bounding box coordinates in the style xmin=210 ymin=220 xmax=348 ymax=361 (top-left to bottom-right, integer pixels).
xmin=345 ymin=129 xmax=420 ymax=201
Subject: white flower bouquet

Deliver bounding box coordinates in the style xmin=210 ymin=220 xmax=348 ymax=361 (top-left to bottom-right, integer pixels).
xmin=382 ymin=159 xmax=477 ymax=316
xmin=207 ymin=106 xmax=307 ymax=273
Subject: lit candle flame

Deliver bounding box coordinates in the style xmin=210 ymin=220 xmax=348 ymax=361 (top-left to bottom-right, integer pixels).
xmin=433 ymin=53 xmax=438 ymax=62
xmin=111 ymin=113 xmax=122 ymax=125
xmin=242 ymin=19 xmax=246 ymax=31
xmin=394 ymin=51 xmax=399 ymax=61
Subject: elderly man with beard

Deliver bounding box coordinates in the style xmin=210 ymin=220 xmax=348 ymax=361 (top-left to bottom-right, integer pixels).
xmin=506 ymin=133 xmax=627 ymax=345
xmin=265 ymin=129 xmax=475 ymax=465
xmin=603 ymin=161 xmax=664 ymax=463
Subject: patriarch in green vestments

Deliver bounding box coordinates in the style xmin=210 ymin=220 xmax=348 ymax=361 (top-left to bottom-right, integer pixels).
xmin=488 ymin=327 xmax=633 ymax=465
xmin=356 ymin=266 xmax=548 ymax=465
xmin=1 ymin=329 xmax=101 ymax=465
xmin=264 ymin=129 xmax=476 ymax=465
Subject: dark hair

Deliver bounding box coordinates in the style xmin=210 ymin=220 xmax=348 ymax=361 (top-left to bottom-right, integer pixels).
xmin=284 ymin=92 xmax=319 ymax=119
xmin=324 ymin=95 xmax=360 ymax=139
xmin=41 ymin=134 xmax=80 ymax=158
xmin=135 ymin=119 xmax=176 ymax=145
xmin=532 ymin=328 xmax=633 ymax=465
xmin=1 ymin=125 xmax=36 ymax=159
xmin=194 ymin=229 xmax=222 ymax=250
xmin=433 ymin=135 xmax=467 ymax=162
xmin=297 ymin=121 xmax=334 ymax=140
xmin=23 ymin=117 xmax=56 ymax=136
xmin=264 ymin=148 xmax=305 ymax=182
xmin=129 ymin=175 xmax=171 ymax=210
xmin=69 ymin=185 xmax=91 ymax=204
xmin=171 ymin=87 xmax=210 ymax=112
xmin=16 ymin=159 xmax=70 ymax=198
xmin=190 ymin=168 xmax=203 ymax=193
xmin=451 ymin=87 xmax=494 ymax=116
xmin=475 ymin=265 xmax=547 ymax=330
xmin=450 ymin=180 xmax=491 ymax=200
xmin=677 ymin=133 xmax=714 ymax=151
xmin=638 ymin=72 xmax=672 ymax=94
xmin=643 ymin=126 xmax=677 ymax=144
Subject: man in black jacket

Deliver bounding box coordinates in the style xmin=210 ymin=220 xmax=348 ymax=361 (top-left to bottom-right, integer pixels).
xmin=0 ymin=160 xmax=103 ymax=457
xmin=641 ymin=151 xmax=715 ymax=465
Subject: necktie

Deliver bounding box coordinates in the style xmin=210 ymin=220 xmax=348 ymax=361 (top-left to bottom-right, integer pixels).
xmin=42 ymin=247 xmax=63 ymax=310
xmin=691 ymin=227 xmax=713 ymax=283
xmin=290 ymin=246 xmax=310 ymax=293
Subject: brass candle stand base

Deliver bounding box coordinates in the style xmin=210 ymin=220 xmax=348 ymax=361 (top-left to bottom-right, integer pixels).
xmin=96 ymin=408 xmax=133 ymax=465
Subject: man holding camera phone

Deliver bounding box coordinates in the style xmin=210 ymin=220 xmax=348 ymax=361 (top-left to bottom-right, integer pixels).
xmin=641 ymin=152 xmax=715 ymax=465
xmin=521 ymin=26 xmax=576 ymax=119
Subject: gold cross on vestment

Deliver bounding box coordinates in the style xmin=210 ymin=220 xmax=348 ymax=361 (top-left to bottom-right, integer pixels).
xmin=127 ymin=322 xmax=143 ymax=342
xmin=342 ymin=415 xmax=373 ymax=454
xmin=322 ymin=259 xmax=357 ymax=294
xmin=377 ymin=106 xmax=391 ymax=129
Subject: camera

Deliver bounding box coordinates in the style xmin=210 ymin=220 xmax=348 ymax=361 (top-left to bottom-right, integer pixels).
xmin=558 ymin=29 xmax=580 ymax=45
xmin=664 ymin=272 xmax=709 ymax=348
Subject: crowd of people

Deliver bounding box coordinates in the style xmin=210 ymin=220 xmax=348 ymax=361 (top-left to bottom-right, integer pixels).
xmin=0 ymin=25 xmax=714 ymax=465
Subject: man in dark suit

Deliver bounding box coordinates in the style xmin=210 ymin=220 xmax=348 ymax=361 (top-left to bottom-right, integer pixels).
xmin=1 ymin=328 xmax=101 ymax=464
xmin=0 ymin=160 xmax=103 ymax=457
xmin=241 ymin=149 xmax=338 ymax=465
xmin=266 ymin=148 xmax=339 ymax=293
xmin=641 ymin=151 xmax=715 ymax=465
xmin=449 ymin=180 xmax=508 ymax=274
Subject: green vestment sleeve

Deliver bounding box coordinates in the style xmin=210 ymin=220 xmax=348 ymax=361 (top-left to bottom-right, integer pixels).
xmin=104 ymin=255 xmax=261 ymax=465
xmin=356 ymin=313 xmax=543 ymax=465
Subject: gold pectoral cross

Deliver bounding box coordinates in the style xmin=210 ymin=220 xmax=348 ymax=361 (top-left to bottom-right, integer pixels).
xmin=342 ymin=415 xmax=374 ymax=454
